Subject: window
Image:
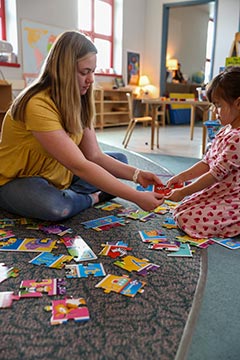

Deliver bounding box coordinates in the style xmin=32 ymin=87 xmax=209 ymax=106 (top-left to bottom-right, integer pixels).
xmin=204 ymin=18 xmax=214 ymax=83
xmin=78 ymin=0 xmax=114 ymax=71
xmin=0 ymin=0 xmax=6 ymax=39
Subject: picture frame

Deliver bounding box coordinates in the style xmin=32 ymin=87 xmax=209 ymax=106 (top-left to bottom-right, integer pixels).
xmin=127 ymin=51 xmax=140 ymax=85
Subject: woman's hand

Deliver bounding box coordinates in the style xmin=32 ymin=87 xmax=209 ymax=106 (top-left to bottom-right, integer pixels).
xmin=137 ymin=170 xmax=163 ymax=188
xmin=135 ymin=191 xmax=164 ymax=211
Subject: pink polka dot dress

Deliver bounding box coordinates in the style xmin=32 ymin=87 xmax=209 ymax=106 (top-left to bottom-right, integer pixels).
xmin=173 ymin=125 xmax=240 ymax=238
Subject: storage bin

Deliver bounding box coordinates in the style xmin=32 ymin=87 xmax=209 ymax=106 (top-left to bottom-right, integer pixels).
xmin=169 ymin=108 xmax=191 ymax=125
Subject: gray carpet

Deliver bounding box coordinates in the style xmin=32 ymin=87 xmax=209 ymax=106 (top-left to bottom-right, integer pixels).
xmin=0 ymin=144 xmax=205 ymax=360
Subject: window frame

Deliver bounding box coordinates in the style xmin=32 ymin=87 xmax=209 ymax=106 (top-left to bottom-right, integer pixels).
xmin=79 ymin=0 xmax=114 ymax=70
xmin=0 ymin=0 xmax=6 ymax=40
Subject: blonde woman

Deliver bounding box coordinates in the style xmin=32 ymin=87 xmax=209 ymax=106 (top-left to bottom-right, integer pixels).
xmin=0 ymin=30 xmax=163 ymax=221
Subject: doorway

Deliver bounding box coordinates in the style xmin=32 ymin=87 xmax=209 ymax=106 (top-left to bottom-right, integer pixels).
xmin=160 ymin=0 xmax=218 ymax=96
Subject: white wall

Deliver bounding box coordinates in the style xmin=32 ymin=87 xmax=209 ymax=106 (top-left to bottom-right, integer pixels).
xmin=0 ymin=0 xmax=239 ymax=96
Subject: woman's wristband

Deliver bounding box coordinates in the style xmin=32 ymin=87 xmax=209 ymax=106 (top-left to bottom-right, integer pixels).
xmin=133 ymin=168 xmax=140 ymax=183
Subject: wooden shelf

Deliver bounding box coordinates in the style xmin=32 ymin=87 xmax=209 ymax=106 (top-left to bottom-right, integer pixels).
xmin=94 ymin=88 xmax=131 ymax=129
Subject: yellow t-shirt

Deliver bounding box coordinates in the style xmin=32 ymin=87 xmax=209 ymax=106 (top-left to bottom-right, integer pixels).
xmin=0 ymin=89 xmax=82 ymax=189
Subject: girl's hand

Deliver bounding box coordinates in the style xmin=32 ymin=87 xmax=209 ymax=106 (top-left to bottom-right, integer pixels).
xmin=166 ymin=175 xmax=184 ymax=188
xmin=135 ymin=191 xmax=164 ymax=211
xmin=137 ymin=171 xmax=163 ymax=188
xmin=165 ymin=188 xmax=186 ymax=203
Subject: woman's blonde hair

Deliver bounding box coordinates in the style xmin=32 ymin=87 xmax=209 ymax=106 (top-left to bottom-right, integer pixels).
xmin=11 ymin=30 xmax=97 ymax=134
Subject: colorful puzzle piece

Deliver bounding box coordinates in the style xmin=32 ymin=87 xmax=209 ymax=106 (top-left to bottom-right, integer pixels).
xmin=19 ymin=278 xmax=66 ymax=298
xmin=0 ymin=263 xmax=19 ymax=283
xmin=29 ymin=252 xmax=73 ymax=269
xmin=114 ymin=255 xmax=160 ymax=276
xmin=45 ymin=297 xmax=90 ymax=325
xmin=61 ymin=236 xmax=97 ymax=262
xmin=0 ymin=291 xmax=20 ymax=308
xmin=81 ymin=215 xmax=126 ymax=231
xmin=148 ymin=240 xmax=181 ymax=251
xmin=0 ymin=237 xmax=57 ymax=252
xmin=95 ymin=274 xmax=146 ymax=297
xmin=99 ymin=241 xmax=132 ymax=258
xmin=65 ymin=263 xmax=106 ymax=278
xmin=94 ymin=202 xmax=122 ymax=211
xmin=138 ymin=229 xmax=166 ymax=243
xmin=176 ymin=235 xmax=211 ymax=248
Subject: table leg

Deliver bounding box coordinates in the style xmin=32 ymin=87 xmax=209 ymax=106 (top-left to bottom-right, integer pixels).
xmin=190 ymin=105 xmax=195 ymax=140
xmin=202 ymin=106 xmax=209 ymax=154
xmin=151 ymin=105 xmax=157 ymax=150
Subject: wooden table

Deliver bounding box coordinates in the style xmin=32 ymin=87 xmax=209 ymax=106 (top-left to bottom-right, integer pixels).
xmin=142 ymin=98 xmax=211 ymax=153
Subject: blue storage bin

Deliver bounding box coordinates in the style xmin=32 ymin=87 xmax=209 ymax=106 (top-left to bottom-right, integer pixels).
xmin=204 ymin=120 xmax=222 ymax=141
xmin=169 ymin=108 xmax=191 ymax=125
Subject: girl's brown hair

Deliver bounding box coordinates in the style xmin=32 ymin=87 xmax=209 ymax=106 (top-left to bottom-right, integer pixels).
xmin=207 ymin=66 xmax=240 ymax=104
xmin=11 ymin=30 xmax=97 ymax=134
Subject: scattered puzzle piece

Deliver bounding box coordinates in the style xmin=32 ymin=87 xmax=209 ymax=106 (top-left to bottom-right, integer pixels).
xmin=114 ymin=255 xmax=160 ymax=276
xmin=45 ymin=297 xmax=90 ymax=325
xmin=61 ymin=236 xmax=97 ymax=262
xmin=19 ymin=278 xmax=66 ymax=297
xmin=29 ymin=252 xmax=73 ymax=269
xmin=0 ymin=291 xmax=20 ymax=308
xmin=65 ymin=263 xmax=106 ymax=278
xmin=81 ymin=215 xmax=126 ymax=231
xmin=0 ymin=263 xmax=19 ymax=283
xmin=0 ymin=237 xmax=58 ymax=252
xmin=95 ymin=274 xmax=146 ymax=297
xmin=99 ymin=241 xmax=132 ymax=258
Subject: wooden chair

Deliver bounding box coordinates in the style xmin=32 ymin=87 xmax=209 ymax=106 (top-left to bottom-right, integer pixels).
xmin=123 ymin=92 xmax=161 ymax=148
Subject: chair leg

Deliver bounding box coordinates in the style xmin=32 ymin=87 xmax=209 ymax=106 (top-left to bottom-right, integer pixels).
xmin=124 ymin=121 xmax=136 ymax=148
xmin=122 ymin=120 xmax=134 ymax=146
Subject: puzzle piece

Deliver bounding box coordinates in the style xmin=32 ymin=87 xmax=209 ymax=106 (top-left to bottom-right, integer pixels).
xmin=162 ymin=217 xmax=178 ymax=229
xmin=0 ymin=291 xmax=20 ymax=308
xmin=0 ymin=263 xmax=19 ymax=283
xmin=19 ymin=278 xmax=66 ymax=298
xmin=0 ymin=237 xmax=57 ymax=252
xmin=114 ymin=255 xmax=160 ymax=276
xmin=81 ymin=215 xmax=126 ymax=231
xmin=138 ymin=229 xmax=166 ymax=243
xmin=99 ymin=241 xmax=132 ymax=258
xmin=95 ymin=274 xmax=146 ymax=297
xmin=29 ymin=252 xmax=73 ymax=269
xmin=126 ymin=210 xmax=156 ymax=222
xmin=176 ymin=235 xmax=211 ymax=248
xmin=94 ymin=201 xmax=122 ymax=211
xmin=154 ymin=183 xmax=183 ymax=196
xmin=148 ymin=240 xmax=181 ymax=251
xmin=39 ymin=224 xmax=73 ymax=236
xmin=45 ymin=297 xmax=90 ymax=325
xmin=65 ymin=263 xmax=106 ymax=278
xmin=61 ymin=236 xmax=97 ymax=262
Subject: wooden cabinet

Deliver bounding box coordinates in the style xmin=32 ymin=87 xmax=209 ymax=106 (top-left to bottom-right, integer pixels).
xmin=94 ymin=88 xmax=131 ymax=129
xmin=0 ymin=81 xmax=12 ymax=130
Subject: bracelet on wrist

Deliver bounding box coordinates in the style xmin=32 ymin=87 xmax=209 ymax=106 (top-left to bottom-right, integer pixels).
xmin=133 ymin=168 xmax=140 ymax=183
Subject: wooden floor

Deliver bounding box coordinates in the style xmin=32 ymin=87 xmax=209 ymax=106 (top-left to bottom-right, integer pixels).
xmin=96 ymin=123 xmax=203 ymax=159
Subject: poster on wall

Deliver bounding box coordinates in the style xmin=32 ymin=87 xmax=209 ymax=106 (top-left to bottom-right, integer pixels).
xmin=127 ymin=51 xmax=140 ymax=85
xmin=21 ymin=19 xmax=66 ymax=82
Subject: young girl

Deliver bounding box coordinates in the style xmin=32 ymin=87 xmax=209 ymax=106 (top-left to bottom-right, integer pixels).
xmin=0 ymin=30 xmax=164 ymax=221
xmin=166 ymin=66 xmax=240 ymax=238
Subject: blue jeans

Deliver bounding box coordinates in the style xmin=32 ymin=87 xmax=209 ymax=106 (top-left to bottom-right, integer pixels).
xmin=0 ymin=151 xmax=128 ymax=221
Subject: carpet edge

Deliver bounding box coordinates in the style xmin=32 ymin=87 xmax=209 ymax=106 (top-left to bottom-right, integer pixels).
xmin=175 ymin=249 xmax=208 ymax=360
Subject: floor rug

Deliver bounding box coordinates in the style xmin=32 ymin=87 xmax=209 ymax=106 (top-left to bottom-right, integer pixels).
xmin=0 ymin=144 xmax=206 ymax=360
